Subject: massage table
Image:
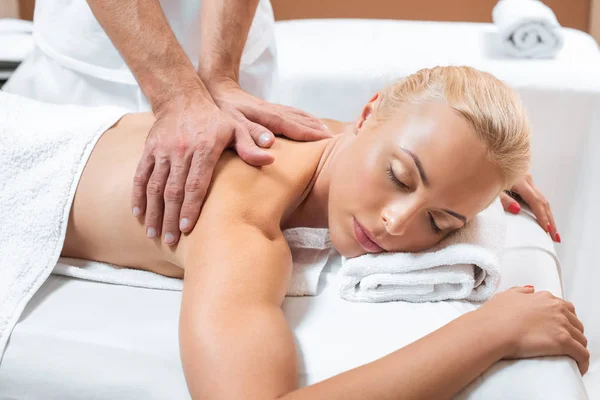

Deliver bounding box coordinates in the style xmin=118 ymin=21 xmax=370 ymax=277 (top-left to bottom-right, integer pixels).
xmin=1 ymin=19 xmax=599 ymax=399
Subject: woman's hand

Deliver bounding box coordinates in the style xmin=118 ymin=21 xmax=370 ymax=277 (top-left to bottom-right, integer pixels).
xmin=500 ymin=173 xmax=560 ymax=242
xmin=477 ymin=286 xmax=589 ymax=375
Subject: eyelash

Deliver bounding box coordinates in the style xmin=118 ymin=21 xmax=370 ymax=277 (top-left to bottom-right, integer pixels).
xmin=386 ymin=165 xmax=442 ymax=235
xmin=386 ymin=165 xmax=408 ymax=189
xmin=429 ymin=212 xmax=442 ymax=235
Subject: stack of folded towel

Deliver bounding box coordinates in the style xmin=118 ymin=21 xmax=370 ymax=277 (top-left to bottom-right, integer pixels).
xmin=338 ymin=199 xmax=506 ymax=303
xmin=0 ymin=19 xmax=34 ymax=82
xmin=492 ymin=0 xmax=564 ymax=58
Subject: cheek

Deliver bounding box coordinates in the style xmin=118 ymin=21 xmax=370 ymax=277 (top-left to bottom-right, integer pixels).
xmin=388 ymin=219 xmax=446 ymax=253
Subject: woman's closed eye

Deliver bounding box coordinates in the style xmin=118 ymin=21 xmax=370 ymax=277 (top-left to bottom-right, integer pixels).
xmin=428 ymin=212 xmax=443 ymax=235
xmin=386 ymin=164 xmax=409 ymax=189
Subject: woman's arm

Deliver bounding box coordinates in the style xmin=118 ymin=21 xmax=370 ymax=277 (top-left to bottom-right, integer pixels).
xmin=180 ymin=215 xmax=504 ymax=399
xmin=179 ymin=208 xmax=588 ymax=400
xmin=180 ymin=218 xmax=297 ymax=399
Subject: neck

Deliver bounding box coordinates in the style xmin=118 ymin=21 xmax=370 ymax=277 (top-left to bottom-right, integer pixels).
xmin=287 ymin=125 xmax=355 ymax=229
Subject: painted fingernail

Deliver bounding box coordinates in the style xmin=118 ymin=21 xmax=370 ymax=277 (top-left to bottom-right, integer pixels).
xmin=258 ymin=133 xmax=271 ymax=146
xmin=524 ymin=285 xmax=534 ymax=289
xmin=164 ymin=232 xmax=175 ymax=244
xmin=547 ymin=223 xmax=552 ymax=233
xmin=180 ymin=218 xmax=189 ymax=231
xmin=147 ymin=227 xmax=157 ymax=238
xmin=132 ymin=207 xmax=141 ymax=217
xmin=508 ymin=202 xmax=520 ymax=214
xmin=555 ymin=233 xmax=561 ymax=243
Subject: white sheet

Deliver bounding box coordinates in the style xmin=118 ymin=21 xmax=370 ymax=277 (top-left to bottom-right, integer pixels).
xmin=0 ymin=214 xmax=588 ymax=399
xmin=275 ymin=20 xmax=600 ymax=395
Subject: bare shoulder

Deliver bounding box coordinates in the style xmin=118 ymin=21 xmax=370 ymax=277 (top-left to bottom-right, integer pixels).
xmin=185 ymin=138 xmax=329 ymax=242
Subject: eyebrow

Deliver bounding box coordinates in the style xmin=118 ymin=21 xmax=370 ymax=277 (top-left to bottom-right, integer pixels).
xmin=441 ymin=209 xmax=467 ymax=225
xmin=400 ymin=147 xmax=430 ymax=187
xmin=400 ymin=147 xmax=467 ymax=225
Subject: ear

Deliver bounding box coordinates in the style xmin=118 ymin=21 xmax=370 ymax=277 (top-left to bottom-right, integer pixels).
xmin=355 ymin=93 xmax=380 ymax=134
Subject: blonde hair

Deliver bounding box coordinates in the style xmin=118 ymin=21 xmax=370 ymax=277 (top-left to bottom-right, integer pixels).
xmin=376 ymin=66 xmax=530 ymax=189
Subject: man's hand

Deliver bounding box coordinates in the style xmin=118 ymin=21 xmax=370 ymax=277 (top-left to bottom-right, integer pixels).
xmin=132 ymin=93 xmax=274 ymax=245
xmin=206 ymin=78 xmax=331 ymax=148
xmin=500 ymin=173 xmax=560 ymax=242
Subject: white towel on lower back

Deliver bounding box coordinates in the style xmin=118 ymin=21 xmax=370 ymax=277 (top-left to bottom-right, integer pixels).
xmin=338 ymin=199 xmax=506 ymax=303
xmin=492 ymin=0 xmax=564 ymax=59
xmin=0 ymin=92 xmax=127 ymax=362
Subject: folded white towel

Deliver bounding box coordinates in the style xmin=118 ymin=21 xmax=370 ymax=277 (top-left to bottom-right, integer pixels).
xmin=492 ymin=0 xmax=564 ymax=59
xmin=53 ymin=228 xmax=332 ymax=296
xmin=0 ymin=92 xmax=127 ymax=362
xmin=338 ymin=199 xmax=506 ymax=303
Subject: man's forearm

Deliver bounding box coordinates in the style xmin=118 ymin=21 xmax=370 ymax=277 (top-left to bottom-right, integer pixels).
xmin=87 ymin=0 xmax=212 ymax=111
xmin=198 ymin=0 xmax=260 ymax=83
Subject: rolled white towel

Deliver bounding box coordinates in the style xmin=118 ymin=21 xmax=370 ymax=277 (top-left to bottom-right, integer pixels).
xmin=338 ymin=199 xmax=505 ymax=303
xmin=492 ymin=0 xmax=564 ymax=59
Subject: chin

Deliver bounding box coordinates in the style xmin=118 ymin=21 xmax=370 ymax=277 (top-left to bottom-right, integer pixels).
xmin=328 ymin=222 xmax=364 ymax=259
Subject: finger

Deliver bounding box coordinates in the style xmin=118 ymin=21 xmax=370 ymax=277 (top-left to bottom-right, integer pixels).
xmin=536 ymin=290 xmax=556 ymax=298
xmin=565 ymin=310 xmax=585 ymax=335
xmin=544 ymin=199 xmax=560 ymax=243
xmin=562 ymin=335 xmax=590 ymax=375
xmin=509 ymin=285 xmax=535 ymax=294
xmin=179 ymin=141 xmax=222 ymax=234
xmin=565 ymin=301 xmax=576 ymax=315
xmin=500 ymin=192 xmax=521 ymax=214
xmin=516 ymin=182 xmax=551 ymax=234
xmin=145 ymin=158 xmax=170 ymax=238
xmin=162 ymin=156 xmax=191 ymax=245
xmin=248 ymin=108 xmax=332 ymax=142
xmin=286 ymin=107 xmax=330 ymax=131
xmin=245 ymin=120 xmax=275 ymax=149
xmin=131 ymin=153 xmax=155 ymax=217
xmin=291 ymin=112 xmax=331 ymax=132
xmin=232 ymin=123 xmax=274 ymax=166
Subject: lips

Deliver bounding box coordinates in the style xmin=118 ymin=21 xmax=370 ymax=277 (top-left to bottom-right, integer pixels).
xmin=353 ymin=217 xmax=384 ymax=253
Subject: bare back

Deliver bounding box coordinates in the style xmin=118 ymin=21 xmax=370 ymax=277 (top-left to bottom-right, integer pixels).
xmin=61 ymin=113 xmax=329 ymax=275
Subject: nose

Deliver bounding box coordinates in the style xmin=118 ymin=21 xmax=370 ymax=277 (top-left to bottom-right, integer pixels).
xmin=381 ymin=201 xmax=420 ymax=236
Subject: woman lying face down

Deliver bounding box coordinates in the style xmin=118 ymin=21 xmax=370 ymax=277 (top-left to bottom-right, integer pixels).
xmin=60 ymin=66 xmax=588 ymax=399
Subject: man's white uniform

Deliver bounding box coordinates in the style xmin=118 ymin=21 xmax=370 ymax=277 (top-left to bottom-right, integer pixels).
xmin=4 ymin=0 xmax=277 ymax=111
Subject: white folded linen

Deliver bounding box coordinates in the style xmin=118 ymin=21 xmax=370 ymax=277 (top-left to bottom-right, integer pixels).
xmin=53 ymin=228 xmax=333 ymax=296
xmin=492 ymin=0 xmax=564 ymax=58
xmin=0 ymin=92 xmax=127 ymax=362
xmin=338 ymin=199 xmax=506 ymax=303
xmin=0 ymin=19 xmax=34 ymax=63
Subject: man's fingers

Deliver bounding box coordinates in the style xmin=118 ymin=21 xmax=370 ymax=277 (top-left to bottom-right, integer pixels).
xmin=247 ymin=107 xmax=331 ymax=142
xmin=245 ymin=120 xmax=275 ymax=148
xmin=131 ymin=154 xmax=155 ymax=217
xmin=233 ymin=123 xmax=274 ymax=166
xmin=178 ymin=142 xmax=222 ymax=234
xmin=145 ymin=158 xmax=170 ymax=238
xmin=285 ymin=106 xmax=330 ymax=131
xmin=161 ymin=157 xmax=191 ymax=245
